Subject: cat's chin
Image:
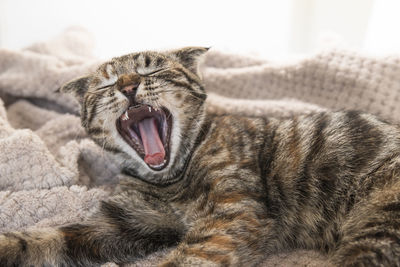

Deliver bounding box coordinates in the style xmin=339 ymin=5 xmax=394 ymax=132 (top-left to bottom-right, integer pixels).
xmin=116 ymin=104 xmax=172 ymax=171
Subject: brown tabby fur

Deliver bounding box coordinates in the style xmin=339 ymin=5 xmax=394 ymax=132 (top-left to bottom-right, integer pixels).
xmin=1 ymin=47 xmax=400 ymax=266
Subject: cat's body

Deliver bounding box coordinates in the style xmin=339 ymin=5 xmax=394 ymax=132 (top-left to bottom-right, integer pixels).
xmin=1 ymin=47 xmax=400 ymax=266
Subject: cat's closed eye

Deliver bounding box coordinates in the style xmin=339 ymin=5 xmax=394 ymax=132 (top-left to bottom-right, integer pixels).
xmin=95 ymin=82 xmax=116 ymax=91
xmin=138 ymin=68 xmax=167 ymax=76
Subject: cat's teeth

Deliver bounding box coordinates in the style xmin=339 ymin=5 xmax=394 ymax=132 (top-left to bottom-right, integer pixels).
xmin=148 ymin=106 xmax=152 ymax=112
xmin=122 ymin=111 xmax=129 ymax=120
xmin=150 ymin=160 xmax=166 ymax=168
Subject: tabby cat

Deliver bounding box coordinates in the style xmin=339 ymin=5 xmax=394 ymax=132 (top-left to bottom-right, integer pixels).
xmin=1 ymin=47 xmax=400 ymax=267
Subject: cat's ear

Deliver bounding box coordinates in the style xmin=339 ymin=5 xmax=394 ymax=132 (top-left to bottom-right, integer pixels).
xmin=167 ymin=47 xmax=209 ymax=76
xmin=58 ymin=75 xmax=91 ymax=103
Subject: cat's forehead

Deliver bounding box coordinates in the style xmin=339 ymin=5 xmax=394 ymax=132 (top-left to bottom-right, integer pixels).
xmin=91 ymin=51 xmax=174 ymax=88
xmin=97 ymin=51 xmax=170 ymax=77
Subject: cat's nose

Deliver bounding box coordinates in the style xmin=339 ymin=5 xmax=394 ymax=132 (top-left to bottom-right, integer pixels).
xmin=120 ymin=83 xmax=139 ymax=96
xmin=117 ymin=73 xmax=140 ymax=97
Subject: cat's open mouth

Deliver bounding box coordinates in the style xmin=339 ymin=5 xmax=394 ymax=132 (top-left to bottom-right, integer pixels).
xmin=116 ymin=104 xmax=172 ymax=170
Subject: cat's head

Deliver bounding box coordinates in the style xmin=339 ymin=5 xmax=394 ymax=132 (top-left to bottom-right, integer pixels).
xmin=60 ymin=47 xmax=209 ymax=184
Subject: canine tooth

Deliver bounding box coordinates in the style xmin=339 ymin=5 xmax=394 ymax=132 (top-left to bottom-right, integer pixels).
xmin=148 ymin=106 xmax=151 ymax=112
xmin=122 ymin=111 xmax=129 ymax=120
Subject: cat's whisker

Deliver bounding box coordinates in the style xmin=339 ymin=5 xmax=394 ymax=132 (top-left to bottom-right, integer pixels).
xmin=161 ymin=96 xmax=207 ymax=138
xmin=155 ymin=88 xmax=207 ymax=102
xmin=100 ymin=112 xmax=111 ymax=159
xmin=86 ymin=87 xmax=114 ymax=95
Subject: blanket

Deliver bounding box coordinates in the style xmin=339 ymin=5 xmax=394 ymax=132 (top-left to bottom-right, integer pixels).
xmin=1 ymin=26 xmax=399 ymax=266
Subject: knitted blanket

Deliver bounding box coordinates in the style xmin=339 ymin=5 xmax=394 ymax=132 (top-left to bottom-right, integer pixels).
xmin=0 ymin=27 xmax=399 ymax=266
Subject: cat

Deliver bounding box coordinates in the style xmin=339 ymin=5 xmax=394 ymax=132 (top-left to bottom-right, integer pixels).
xmin=1 ymin=47 xmax=400 ymax=267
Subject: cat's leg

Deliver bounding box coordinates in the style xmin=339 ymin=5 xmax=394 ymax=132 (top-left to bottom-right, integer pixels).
xmin=333 ymin=179 xmax=400 ymax=266
xmin=160 ymin=200 xmax=277 ymax=267
xmin=0 ymin=193 xmax=184 ymax=266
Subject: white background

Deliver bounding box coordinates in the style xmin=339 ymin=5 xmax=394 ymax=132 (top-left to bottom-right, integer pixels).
xmin=1 ymin=0 xmax=399 ymax=60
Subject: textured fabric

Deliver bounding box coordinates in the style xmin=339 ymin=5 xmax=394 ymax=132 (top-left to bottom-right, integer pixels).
xmin=0 ymin=27 xmax=399 ymax=266
xmin=203 ymin=49 xmax=400 ymax=123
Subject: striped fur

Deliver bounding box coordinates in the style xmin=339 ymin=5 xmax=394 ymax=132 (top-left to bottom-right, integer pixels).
xmin=2 ymin=48 xmax=400 ymax=266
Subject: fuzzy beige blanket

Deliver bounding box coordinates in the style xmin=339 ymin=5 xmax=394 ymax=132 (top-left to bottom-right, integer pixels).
xmin=0 ymin=27 xmax=399 ymax=266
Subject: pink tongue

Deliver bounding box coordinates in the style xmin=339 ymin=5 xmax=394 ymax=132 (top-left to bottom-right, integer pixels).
xmin=138 ymin=117 xmax=165 ymax=166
